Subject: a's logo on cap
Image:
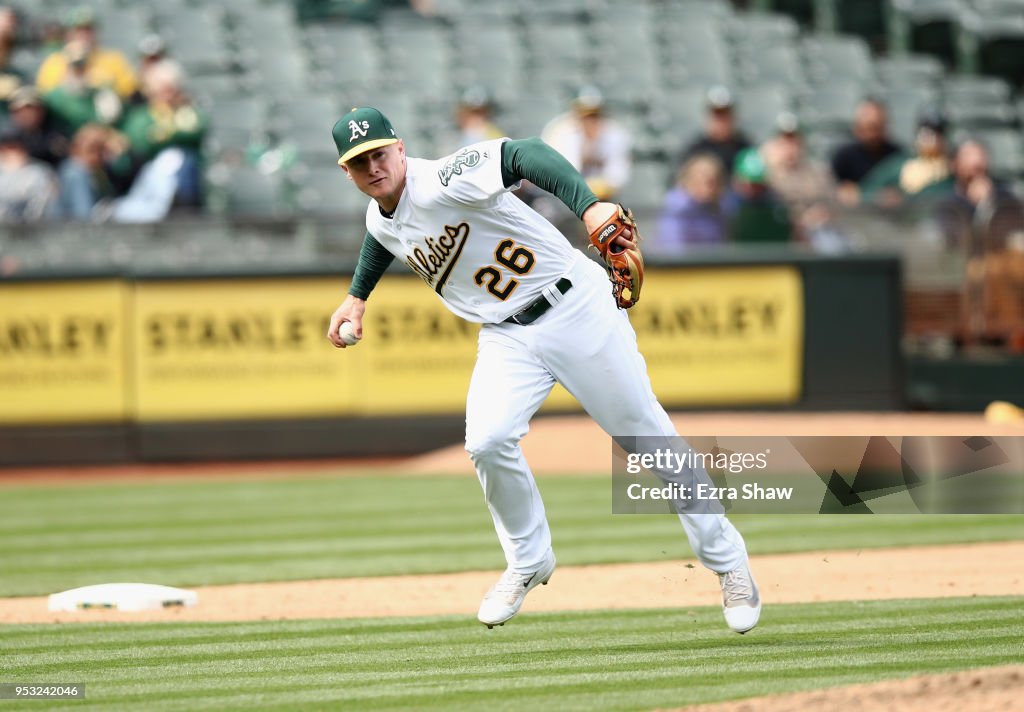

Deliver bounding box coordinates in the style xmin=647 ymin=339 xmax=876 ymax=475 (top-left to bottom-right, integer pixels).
xmin=348 ymin=120 xmax=369 ymax=142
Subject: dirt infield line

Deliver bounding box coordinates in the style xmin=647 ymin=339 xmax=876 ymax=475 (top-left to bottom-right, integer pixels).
xmin=670 ymin=665 xmax=1024 ymax=712
xmin=2 ymin=540 xmax=1020 ymax=625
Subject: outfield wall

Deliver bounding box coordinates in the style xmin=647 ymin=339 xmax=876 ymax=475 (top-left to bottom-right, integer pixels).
xmin=0 ymin=252 xmax=902 ymax=465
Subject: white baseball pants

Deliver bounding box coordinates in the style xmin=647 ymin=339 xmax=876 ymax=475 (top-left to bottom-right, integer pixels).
xmin=465 ymin=251 xmax=749 ymax=574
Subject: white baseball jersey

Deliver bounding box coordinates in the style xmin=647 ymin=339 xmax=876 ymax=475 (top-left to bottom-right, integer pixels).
xmin=364 ymin=139 xmax=578 ymax=323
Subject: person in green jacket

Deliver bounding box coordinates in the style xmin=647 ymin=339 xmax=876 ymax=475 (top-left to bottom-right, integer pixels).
xmin=860 ymin=111 xmax=953 ymax=207
xmin=728 ymin=148 xmax=793 ymax=244
xmin=118 ymin=59 xmax=206 ymax=206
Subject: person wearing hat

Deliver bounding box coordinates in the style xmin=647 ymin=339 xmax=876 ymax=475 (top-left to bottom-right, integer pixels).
xmin=540 ymin=85 xmax=631 ymax=201
xmin=119 ymin=59 xmax=206 ymax=207
xmin=761 ymin=112 xmax=838 ymax=245
xmin=0 ymin=122 xmax=59 ymax=222
xmin=860 ymin=110 xmax=951 ymax=206
xmin=129 ymin=34 xmax=168 ymax=107
xmin=35 ymin=6 xmax=137 ymax=99
xmin=728 ymin=147 xmax=793 ymax=244
xmin=675 ymin=86 xmax=752 ymax=182
xmin=324 ymin=107 xmax=762 ymax=635
xmin=7 ymin=86 xmax=67 ymax=167
xmin=40 ymin=39 xmax=122 ymax=137
xmin=446 ymin=86 xmax=504 ymax=154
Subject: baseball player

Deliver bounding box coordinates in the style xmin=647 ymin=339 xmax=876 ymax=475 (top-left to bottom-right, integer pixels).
xmin=326 ymin=107 xmax=761 ymax=634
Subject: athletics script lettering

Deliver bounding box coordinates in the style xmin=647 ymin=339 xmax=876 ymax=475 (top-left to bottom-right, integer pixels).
xmin=405 ymin=222 xmax=471 ymax=294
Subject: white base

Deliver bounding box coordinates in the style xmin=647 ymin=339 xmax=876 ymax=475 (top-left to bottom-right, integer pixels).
xmin=48 ymin=583 xmax=198 ymax=612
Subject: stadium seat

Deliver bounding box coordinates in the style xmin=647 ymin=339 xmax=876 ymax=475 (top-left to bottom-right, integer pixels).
xmin=761 ymin=0 xmax=816 ymax=28
xmin=616 ymin=161 xmax=669 ymax=212
xmin=219 ymin=166 xmax=290 ymax=218
xmin=294 ymin=164 xmax=368 ymax=216
xmin=735 ymin=44 xmax=804 ymax=86
xmin=875 ymin=54 xmax=945 ymax=87
xmin=963 ymin=14 xmax=1024 ymax=88
xmin=801 ymin=35 xmax=875 ymax=85
xmin=877 ymin=85 xmax=942 ymax=145
xmin=729 ymin=12 xmax=801 ymax=47
xmin=942 ymin=75 xmax=1016 ymax=127
xmin=737 ymin=85 xmax=794 ymax=142
xmin=834 ymin=0 xmax=888 ymax=50
xmin=889 ymin=0 xmax=967 ymax=66
xmin=972 ymin=128 xmax=1024 ymax=178
xmin=799 ymin=83 xmax=867 ymax=131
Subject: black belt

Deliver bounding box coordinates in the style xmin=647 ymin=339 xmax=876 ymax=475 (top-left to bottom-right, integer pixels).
xmin=503 ymin=278 xmax=573 ymax=326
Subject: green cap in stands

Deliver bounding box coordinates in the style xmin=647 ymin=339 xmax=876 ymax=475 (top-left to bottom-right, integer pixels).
xmin=734 ymin=148 xmax=767 ymax=184
xmin=332 ymin=107 xmax=399 ymax=166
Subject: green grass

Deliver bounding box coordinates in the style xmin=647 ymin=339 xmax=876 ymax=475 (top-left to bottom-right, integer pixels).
xmin=0 ymin=474 xmax=1021 ymax=596
xmin=0 ymin=597 xmax=1021 ymax=711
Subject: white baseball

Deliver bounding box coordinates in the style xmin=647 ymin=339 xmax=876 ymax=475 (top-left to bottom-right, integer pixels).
xmin=337 ymin=321 xmax=361 ymax=346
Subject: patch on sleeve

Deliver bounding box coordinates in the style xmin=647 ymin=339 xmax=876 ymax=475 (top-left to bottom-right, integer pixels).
xmin=438 ymin=148 xmax=482 ymax=187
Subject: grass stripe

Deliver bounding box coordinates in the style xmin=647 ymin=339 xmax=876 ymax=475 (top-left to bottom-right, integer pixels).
xmin=0 ymin=597 xmax=1020 ymax=711
xmin=1 ymin=475 xmax=1022 ymax=596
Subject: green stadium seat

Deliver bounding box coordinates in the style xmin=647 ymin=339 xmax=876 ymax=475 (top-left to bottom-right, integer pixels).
xmin=735 ymin=44 xmax=804 ymax=86
xmin=219 ymin=166 xmax=291 ymax=218
xmin=729 ymin=12 xmax=800 ymax=47
xmin=972 ymin=128 xmax=1024 ymax=178
xmin=761 ymin=0 xmax=816 ymax=28
xmin=875 ymin=54 xmax=945 ymax=87
xmin=889 ymin=0 xmax=966 ymax=67
xmin=616 ymin=161 xmax=669 ymax=212
xmin=737 ymin=85 xmax=794 ymax=142
xmin=963 ymin=14 xmax=1024 ymax=88
xmin=799 ymin=84 xmax=867 ymax=130
xmin=834 ymin=0 xmax=888 ymax=50
xmin=295 ymin=164 xmax=368 ymax=216
xmin=801 ymin=36 xmax=875 ymax=85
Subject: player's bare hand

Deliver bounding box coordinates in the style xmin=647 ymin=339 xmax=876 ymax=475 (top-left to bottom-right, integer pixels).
xmin=327 ymin=295 xmax=366 ymax=349
xmin=583 ymin=201 xmax=635 ymax=252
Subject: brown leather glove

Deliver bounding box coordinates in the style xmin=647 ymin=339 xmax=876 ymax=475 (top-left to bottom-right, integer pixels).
xmin=587 ymin=205 xmax=644 ymax=309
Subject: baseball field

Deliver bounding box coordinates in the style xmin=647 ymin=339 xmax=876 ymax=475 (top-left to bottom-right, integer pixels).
xmin=1 ymin=414 xmax=1022 ymax=711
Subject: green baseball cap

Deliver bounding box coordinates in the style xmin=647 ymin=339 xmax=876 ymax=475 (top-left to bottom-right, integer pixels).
xmin=734 ymin=148 xmax=767 ymax=184
xmin=332 ymin=107 xmax=399 ymax=165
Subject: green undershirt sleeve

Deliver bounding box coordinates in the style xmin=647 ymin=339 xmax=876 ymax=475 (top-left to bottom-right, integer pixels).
xmin=500 ymin=137 xmax=600 ymax=219
xmin=348 ymin=231 xmax=395 ymax=300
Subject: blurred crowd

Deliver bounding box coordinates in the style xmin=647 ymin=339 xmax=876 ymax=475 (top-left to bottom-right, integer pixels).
xmin=0 ymin=5 xmax=206 ymax=224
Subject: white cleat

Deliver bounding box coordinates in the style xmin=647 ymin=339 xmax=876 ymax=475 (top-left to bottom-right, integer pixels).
xmin=478 ymin=552 xmax=556 ymax=628
xmin=718 ymin=561 xmax=761 ymax=634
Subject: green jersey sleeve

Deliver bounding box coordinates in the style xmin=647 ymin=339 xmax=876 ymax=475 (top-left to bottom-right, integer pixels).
xmin=500 ymin=137 xmax=600 ymax=219
xmin=348 ymin=231 xmax=395 ymax=300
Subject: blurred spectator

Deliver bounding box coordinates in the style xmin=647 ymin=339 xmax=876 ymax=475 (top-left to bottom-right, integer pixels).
xmin=130 ymin=34 xmax=167 ymax=106
xmin=860 ymin=111 xmax=951 ymax=206
xmin=0 ymin=122 xmax=59 ymax=221
xmin=541 ymin=85 xmax=631 ymax=201
xmin=677 ymin=86 xmax=752 ymax=180
xmin=43 ymin=40 xmax=123 ymax=136
xmin=448 ymin=86 xmax=503 ymax=152
xmin=762 ymin=113 xmax=840 ymax=246
xmin=656 ymin=153 xmax=734 ymax=250
xmin=946 ymin=140 xmax=1018 ymax=215
xmin=118 ymin=60 xmax=207 ymax=210
xmin=934 ymin=139 xmax=1021 ymax=239
xmin=729 ymin=148 xmax=792 ymax=244
xmin=57 ymin=123 xmax=115 ymax=219
xmin=830 ymin=99 xmax=904 ymax=206
xmin=0 ymin=6 xmax=24 ymax=114
xmin=36 ymin=7 xmax=137 ymax=99
xmin=7 ymin=86 xmax=67 ymax=167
